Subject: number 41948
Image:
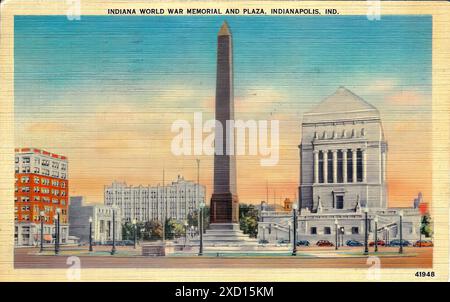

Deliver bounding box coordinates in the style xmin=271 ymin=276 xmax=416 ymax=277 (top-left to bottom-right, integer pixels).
xmin=415 ymin=271 xmax=435 ymax=277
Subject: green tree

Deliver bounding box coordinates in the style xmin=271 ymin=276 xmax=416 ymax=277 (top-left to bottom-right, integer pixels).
xmin=121 ymin=222 xmax=134 ymax=240
xmin=239 ymin=204 xmax=259 ymax=238
xmin=420 ymin=214 xmax=433 ymax=238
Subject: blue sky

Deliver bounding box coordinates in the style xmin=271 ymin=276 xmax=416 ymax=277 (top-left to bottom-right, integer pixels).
xmin=14 ymin=15 xmax=432 ymax=205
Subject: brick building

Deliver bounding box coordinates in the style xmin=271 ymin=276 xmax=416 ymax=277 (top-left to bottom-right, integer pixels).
xmin=15 ymin=148 xmax=69 ymax=246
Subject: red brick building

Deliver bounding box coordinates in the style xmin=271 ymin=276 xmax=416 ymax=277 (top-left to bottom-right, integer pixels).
xmin=15 ymin=148 xmax=69 ymax=246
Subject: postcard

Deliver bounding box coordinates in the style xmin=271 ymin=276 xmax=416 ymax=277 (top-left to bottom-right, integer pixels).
xmin=0 ymin=0 xmax=449 ymax=283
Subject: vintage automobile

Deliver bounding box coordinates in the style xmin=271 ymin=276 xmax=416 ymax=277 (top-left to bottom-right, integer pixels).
xmin=316 ymin=240 xmax=334 ymax=247
xmin=413 ymin=240 xmax=433 ymax=247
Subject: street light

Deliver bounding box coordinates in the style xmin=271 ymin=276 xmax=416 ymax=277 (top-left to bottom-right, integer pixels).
xmin=89 ymin=216 xmax=93 ymax=252
xmin=184 ymin=221 xmax=189 ymax=247
xmin=198 ymin=202 xmax=205 ymax=256
xmin=292 ymin=203 xmax=298 ymax=256
xmin=340 ymin=226 xmax=345 ymax=246
xmin=53 ymin=213 xmax=58 ymax=255
xmin=111 ymin=208 xmax=116 ymax=255
xmin=363 ymin=206 xmax=369 ymax=256
xmin=399 ymin=210 xmax=404 ymax=254
xmin=39 ymin=210 xmax=45 ymax=253
xmin=288 ymin=221 xmax=292 ymax=242
xmin=374 ymin=216 xmax=379 ymax=252
xmin=132 ymin=219 xmax=137 ymax=249
xmin=334 ymin=219 xmax=339 ymax=250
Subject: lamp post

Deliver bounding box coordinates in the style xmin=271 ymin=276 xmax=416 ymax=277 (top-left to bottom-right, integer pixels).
xmin=111 ymin=208 xmax=116 ymax=255
xmin=184 ymin=221 xmax=188 ymax=247
xmin=334 ymin=219 xmax=339 ymax=250
xmin=374 ymin=216 xmax=378 ymax=252
xmin=198 ymin=202 xmax=205 ymax=256
xmin=363 ymin=207 xmax=369 ymax=256
xmin=132 ymin=219 xmax=137 ymax=249
xmin=288 ymin=221 xmax=291 ymax=242
xmin=54 ymin=208 xmax=60 ymax=255
xmin=89 ymin=216 xmax=93 ymax=252
xmin=39 ymin=210 xmax=45 ymax=253
xmin=292 ymin=203 xmax=298 ymax=256
xmin=399 ymin=210 xmax=404 ymax=254
xmin=340 ymin=226 xmax=345 ymax=247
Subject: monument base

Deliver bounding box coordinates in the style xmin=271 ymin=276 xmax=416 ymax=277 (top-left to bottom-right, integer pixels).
xmin=210 ymin=193 xmax=239 ymax=223
xmin=193 ymin=223 xmax=258 ymax=247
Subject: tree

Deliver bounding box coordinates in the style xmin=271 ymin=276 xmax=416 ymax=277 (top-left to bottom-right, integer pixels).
xmin=239 ymin=204 xmax=259 ymax=238
xmin=420 ymin=214 xmax=433 ymax=238
xmin=121 ymin=222 xmax=134 ymax=240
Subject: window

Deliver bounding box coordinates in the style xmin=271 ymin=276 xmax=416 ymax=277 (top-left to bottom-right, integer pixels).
xmin=327 ymin=151 xmax=333 ymax=183
xmin=357 ymin=149 xmax=363 ymax=182
xmin=22 ymin=157 xmax=30 ymax=164
xmin=351 ymin=227 xmax=359 ymax=234
xmin=15 ymin=157 xmax=19 ymax=163
xmin=34 ymin=177 xmax=40 ymax=184
xmin=347 ymin=150 xmax=353 ymax=182
xmin=337 ymin=150 xmax=343 ymax=183
xmin=310 ymin=227 xmax=317 ymax=235
xmin=336 ymin=196 xmax=344 ymax=209
xmin=318 ymin=152 xmax=324 ymax=183
xmin=324 ymin=227 xmax=331 ymax=235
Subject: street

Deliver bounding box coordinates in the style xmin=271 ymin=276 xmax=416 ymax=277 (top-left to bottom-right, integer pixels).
xmin=14 ymin=246 xmax=433 ymax=269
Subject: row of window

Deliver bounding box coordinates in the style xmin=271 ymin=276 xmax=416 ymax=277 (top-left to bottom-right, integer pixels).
xmin=15 ymin=156 xmax=67 ymax=170
xmin=310 ymin=226 xmax=359 ymax=235
xmin=15 ymin=196 xmax=66 ymax=205
xmin=15 ymin=186 xmax=66 ymax=196
xmin=15 ymin=166 xmax=67 ymax=179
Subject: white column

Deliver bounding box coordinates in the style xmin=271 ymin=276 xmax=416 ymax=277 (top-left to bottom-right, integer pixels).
xmin=313 ymin=150 xmax=319 ymax=184
xmin=332 ymin=150 xmax=337 ymax=183
xmin=362 ymin=149 xmax=367 ymax=182
xmin=343 ymin=149 xmax=347 ymax=183
xmin=323 ymin=150 xmax=328 ymax=184
xmin=352 ymin=149 xmax=357 ymax=183
xmin=382 ymin=151 xmax=386 ymax=182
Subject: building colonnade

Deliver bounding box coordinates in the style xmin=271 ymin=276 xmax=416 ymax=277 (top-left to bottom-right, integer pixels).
xmin=313 ymin=148 xmax=366 ymax=184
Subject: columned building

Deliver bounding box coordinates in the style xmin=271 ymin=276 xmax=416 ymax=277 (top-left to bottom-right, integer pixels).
xmin=104 ymin=175 xmax=205 ymax=224
xmin=69 ymin=196 xmax=122 ymax=244
xmin=259 ymin=87 xmax=422 ymax=244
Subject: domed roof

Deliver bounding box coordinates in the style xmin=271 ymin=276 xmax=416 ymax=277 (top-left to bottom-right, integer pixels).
xmin=303 ymin=87 xmax=380 ymax=123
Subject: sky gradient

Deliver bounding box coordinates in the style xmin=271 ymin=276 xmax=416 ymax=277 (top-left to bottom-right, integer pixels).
xmin=14 ymin=15 xmax=432 ymax=207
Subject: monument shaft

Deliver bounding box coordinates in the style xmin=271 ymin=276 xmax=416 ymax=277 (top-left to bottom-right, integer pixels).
xmin=210 ymin=22 xmax=239 ymax=224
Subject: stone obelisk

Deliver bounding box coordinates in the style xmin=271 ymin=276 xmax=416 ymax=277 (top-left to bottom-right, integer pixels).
xmin=210 ymin=21 xmax=239 ymax=224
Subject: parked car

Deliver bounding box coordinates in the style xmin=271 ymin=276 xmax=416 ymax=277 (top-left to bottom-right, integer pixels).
xmin=297 ymin=240 xmax=310 ymax=247
xmin=316 ymin=240 xmax=334 ymax=247
xmin=388 ymin=239 xmax=411 ymax=247
xmin=258 ymin=239 xmax=269 ymax=244
xmin=277 ymin=239 xmax=290 ymax=245
xmin=346 ymin=240 xmax=363 ymax=247
xmin=413 ymin=240 xmax=433 ymax=247
xmin=369 ymin=240 xmax=385 ymax=247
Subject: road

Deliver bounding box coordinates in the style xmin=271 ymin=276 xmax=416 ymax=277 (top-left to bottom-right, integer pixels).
xmin=14 ymin=246 xmax=433 ymax=269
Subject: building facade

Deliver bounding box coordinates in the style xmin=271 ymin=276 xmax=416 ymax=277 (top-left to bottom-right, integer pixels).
xmin=258 ymin=87 xmax=422 ymax=244
xmin=15 ymin=148 xmax=69 ymax=246
xmin=69 ymin=196 xmax=122 ymax=244
xmin=104 ymin=175 xmax=205 ymax=223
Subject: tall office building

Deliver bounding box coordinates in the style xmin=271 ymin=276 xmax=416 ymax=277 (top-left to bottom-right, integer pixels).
xmin=104 ymin=175 xmax=205 ymax=223
xmin=15 ymin=148 xmax=69 ymax=246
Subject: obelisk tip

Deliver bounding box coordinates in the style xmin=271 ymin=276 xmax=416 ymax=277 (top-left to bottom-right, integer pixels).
xmin=218 ymin=21 xmax=231 ymax=36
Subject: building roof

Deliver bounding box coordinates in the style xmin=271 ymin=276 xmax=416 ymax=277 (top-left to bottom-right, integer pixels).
xmin=303 ymin=86 xmax=380 ymax=123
